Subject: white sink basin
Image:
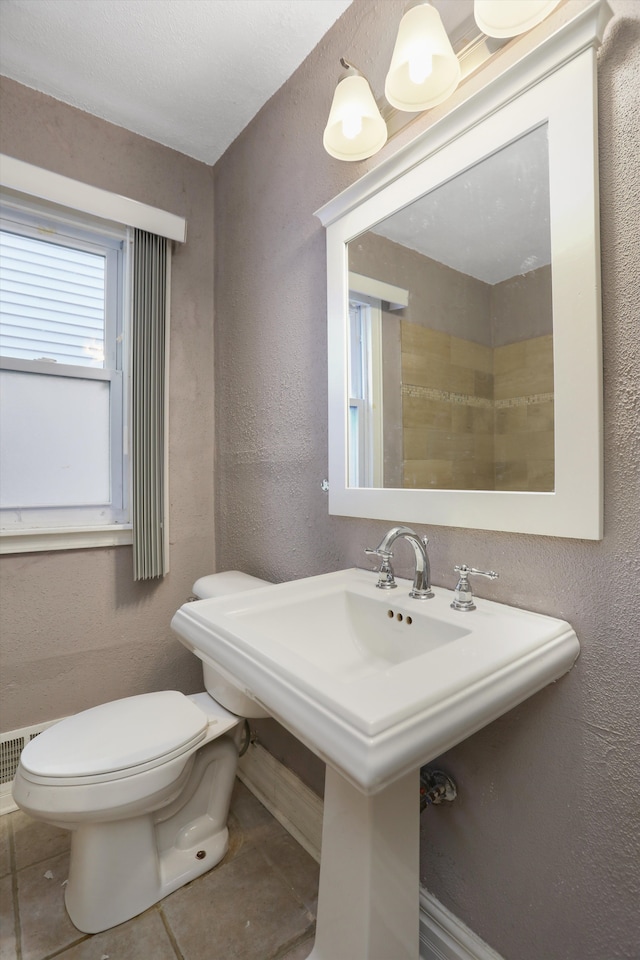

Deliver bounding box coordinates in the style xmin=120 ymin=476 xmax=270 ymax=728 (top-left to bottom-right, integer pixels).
xmin=232 ymin=584 xmax=469 ymax=676
xmin=171 ymin=567 xmax=579 ymax=795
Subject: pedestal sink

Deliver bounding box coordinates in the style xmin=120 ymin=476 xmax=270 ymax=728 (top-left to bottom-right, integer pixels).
xmin=171 ymin=568 xmax=579 ymax=960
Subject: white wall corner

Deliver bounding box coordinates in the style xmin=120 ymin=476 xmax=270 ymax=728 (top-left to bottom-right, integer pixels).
xmin=238 ymin=741 xmax=504 ymax=960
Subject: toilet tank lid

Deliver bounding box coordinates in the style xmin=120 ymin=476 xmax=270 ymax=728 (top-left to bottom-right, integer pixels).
xmin=192 ymin=571 xmax=269 ymax=599
xmin=20 ymin=691 xmax=208 ymax=779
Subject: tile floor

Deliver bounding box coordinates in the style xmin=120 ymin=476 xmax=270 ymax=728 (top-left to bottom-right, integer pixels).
xmin=0 ymin=780 xmax=319 ymax=960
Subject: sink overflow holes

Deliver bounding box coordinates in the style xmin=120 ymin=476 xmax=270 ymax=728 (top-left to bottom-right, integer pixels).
xmin=386 ymin=610 xmax=413 ymax=625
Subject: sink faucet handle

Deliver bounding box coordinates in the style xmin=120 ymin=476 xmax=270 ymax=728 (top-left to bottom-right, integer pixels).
xmin=451 ymin=564 xmax=499 ymax=612
xmin=365 ymin=548 xmax=397 ymax=590
xmin=453 ymin=564 xmax=498 ymax=579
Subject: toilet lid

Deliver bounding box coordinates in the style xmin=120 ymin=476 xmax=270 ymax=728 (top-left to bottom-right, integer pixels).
xmin=20 ymin=691 xmax=208 ymax=779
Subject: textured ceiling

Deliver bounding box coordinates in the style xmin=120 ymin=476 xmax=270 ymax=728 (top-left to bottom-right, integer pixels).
xmin=0 ymin=0 xmax=354 ymax=165
xmin=372 ymin=125 xmax=551 ymax=284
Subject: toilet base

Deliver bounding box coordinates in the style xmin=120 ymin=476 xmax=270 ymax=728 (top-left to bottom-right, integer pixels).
xmin=65 ymin=817 xmax=230 ymax=932
xmin=64 ymin=735 xmax=239 ymax=933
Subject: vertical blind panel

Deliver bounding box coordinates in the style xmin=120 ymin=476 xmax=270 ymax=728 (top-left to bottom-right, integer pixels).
xmin=0 ymin=369 xmax=111 ymax=508
xmin=132 ymin=229 xmax=167 ymax=580
xmin=0 ymin=231 xmax=105 ymax=366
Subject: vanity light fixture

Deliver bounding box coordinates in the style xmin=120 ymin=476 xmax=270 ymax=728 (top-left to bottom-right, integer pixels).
xmin=474 ymin=0 xmax=561 ymax=38
xmin=323 ymin=0 xmax=565 ymax=162
xmin=384 ymin=1 xmax=461 ymax=112
xmin=322 ymin=59 xmax=388 ymax=161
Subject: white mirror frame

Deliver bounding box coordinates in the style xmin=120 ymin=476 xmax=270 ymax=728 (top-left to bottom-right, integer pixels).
xmin=316 ymin=0 xmax=612 ymax=540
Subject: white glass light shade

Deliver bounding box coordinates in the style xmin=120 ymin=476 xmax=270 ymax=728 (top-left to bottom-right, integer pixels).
xmin=384 ymin=3 xmax=461 ymax=112
xmin=474 ymin=0 xmax=561 ymax=38
xmin=323 ymin=75 xmax=388 ymax=161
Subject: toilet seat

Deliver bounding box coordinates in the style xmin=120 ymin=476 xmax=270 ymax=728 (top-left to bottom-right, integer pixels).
xmin=20 ymin=691 xmax=208 ymax=786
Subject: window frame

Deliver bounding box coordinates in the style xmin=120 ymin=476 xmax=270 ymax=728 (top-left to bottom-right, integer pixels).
xmin=0 ymin=196 xmax=133 ymax=553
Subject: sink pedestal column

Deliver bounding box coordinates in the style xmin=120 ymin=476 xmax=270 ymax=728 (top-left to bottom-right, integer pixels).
xmin=308 ymin=767 xmax=419 ymax=960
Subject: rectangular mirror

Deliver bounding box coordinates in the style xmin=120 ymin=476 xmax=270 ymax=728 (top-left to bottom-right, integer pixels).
xmin=316 ymin=4 xmax=607 ymax=539
xmin=348 ymin=124 xmax=553 ymax=494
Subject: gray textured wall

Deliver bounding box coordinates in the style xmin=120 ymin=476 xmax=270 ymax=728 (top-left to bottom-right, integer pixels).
xmin=0 ymin=77 xmax=215 ymax=728
xmin=213 ymin=2 xmax=640 ymax=958
xmin=350 ymin=231 xmax=494 ymax=343
xmin=0 ymin=2 xmax=638 ymax=957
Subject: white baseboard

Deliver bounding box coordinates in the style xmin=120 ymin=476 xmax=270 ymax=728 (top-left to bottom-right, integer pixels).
xmin=0 ymin=793 xmax=18 ymax=816
xmin=238 ymin=742 xmax=504 ymax=960
xmin=419 ymin=890 xmax=505 ymax=960
xmin=237 ymin=741 xmax=323 ymax=862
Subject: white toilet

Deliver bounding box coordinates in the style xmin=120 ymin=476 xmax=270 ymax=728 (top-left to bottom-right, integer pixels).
xmin=12 ymin=571 xmax=269 ymax=934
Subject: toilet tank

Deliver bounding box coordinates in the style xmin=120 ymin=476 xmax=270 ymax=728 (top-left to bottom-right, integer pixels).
xmin=192 ymin=571 xmax=269 ymax=600
xmin=190 ymin=571 xmax=271 ymax=719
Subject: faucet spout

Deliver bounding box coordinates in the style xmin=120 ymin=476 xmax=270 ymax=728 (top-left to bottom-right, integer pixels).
xmin=369 ymin=525 xmax=434 ymax=600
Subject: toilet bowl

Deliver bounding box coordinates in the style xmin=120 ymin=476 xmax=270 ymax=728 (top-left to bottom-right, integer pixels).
xmin=11 ymin=571 xmax=270 ymax=934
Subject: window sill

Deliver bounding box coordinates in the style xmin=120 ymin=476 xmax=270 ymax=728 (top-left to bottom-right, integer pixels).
xmin=0 ymin=525 xmax=133 ymax=555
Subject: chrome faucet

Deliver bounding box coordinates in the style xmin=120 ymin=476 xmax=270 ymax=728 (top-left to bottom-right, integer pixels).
xmin=450 ymin=564 xmax=498 ymax=611
xmin=365 ymin=525 xmax=434 ymax=600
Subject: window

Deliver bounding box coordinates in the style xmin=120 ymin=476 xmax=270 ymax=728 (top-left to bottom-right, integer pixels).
xmin=347 ymin=274 xmax=408 ymax=489
xmin=0 ymin=156 xmax=185 ymax=565
xmin=348 ymin=294 xmax=383 ymax=488
xmin=0 ymin=197 xmax=130 ymax=544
